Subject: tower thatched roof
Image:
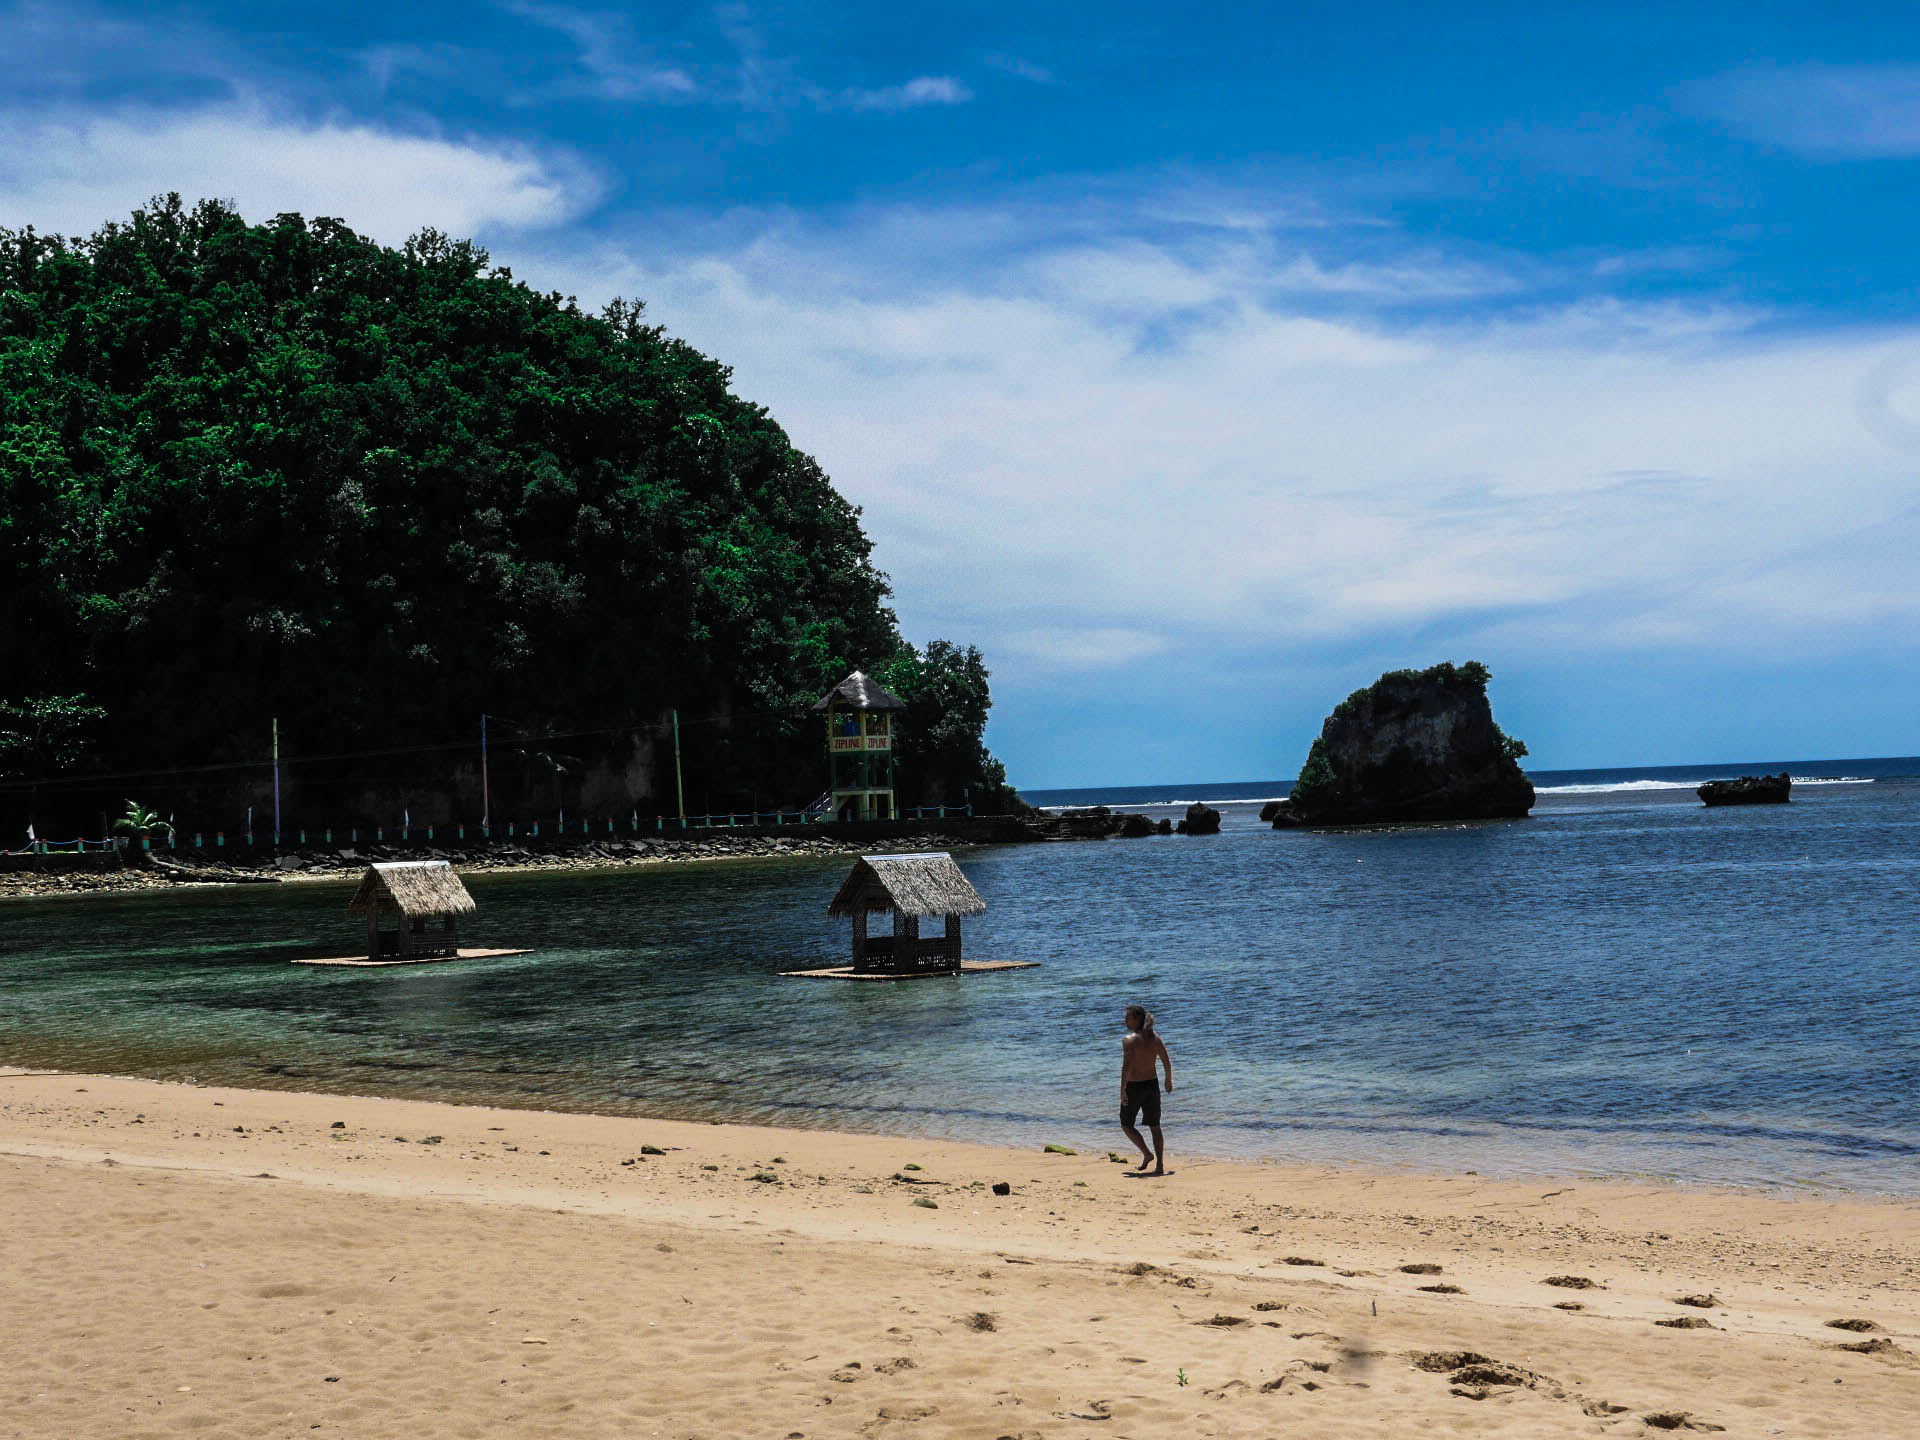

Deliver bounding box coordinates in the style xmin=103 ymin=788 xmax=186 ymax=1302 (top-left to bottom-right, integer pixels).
xmin=828 ymin=853 xmax=986 ymax=918
xmin=811 ymin=670 xmax=907 ymax=712
xmin=347 ymin=860 xmax=477 ymax=917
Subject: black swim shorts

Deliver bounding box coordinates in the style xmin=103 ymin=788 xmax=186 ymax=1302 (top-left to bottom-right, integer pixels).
xmin=1122 ymin=1078 xmax=1161 ymax=1128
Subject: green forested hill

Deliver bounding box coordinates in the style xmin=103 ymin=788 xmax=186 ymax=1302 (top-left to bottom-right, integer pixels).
xmin=0 ymin=196 xmax=1013 ymax=829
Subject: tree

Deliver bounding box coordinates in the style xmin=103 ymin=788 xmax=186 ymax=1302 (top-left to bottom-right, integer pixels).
xmin=0 ymin=197 xmax=1015 ymax=830
xmin=878 ymin=640 xmax=1023 ymax=812
xmin=0 ymin=695 xmax=106 ymax=780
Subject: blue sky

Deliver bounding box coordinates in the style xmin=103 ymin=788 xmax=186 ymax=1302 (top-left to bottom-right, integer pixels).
xmin=5 ymin=2 xmax=1920 ymax=784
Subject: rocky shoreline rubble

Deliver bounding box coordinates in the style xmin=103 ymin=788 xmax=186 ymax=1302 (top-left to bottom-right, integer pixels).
xmin=2 ymin=809 xmax=1187 ymax=901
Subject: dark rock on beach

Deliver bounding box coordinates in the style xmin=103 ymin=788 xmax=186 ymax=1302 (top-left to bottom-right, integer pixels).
xmin=1176 ymin=803 xmax=1222 ymax=835
xmin=1271 ymin=661 xmax=1534 ymax=827
xmin=1698 ymin=772 xmax=1790 ymax=806
xmin=1257 ymin=799 xmax=1287 ymax=823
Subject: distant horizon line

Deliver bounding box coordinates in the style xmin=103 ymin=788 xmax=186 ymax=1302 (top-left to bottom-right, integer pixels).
xmin=1017 ymin=753 xmax=1920 ymax=795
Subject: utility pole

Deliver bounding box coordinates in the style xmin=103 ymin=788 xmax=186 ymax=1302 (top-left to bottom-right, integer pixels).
xmin=672 ymin=709 xmax=686 ymax=825
xmin=481 ymin=713 xmax=491 ymax=826
xmin=272 ymin=717 xmax=281 ymax=843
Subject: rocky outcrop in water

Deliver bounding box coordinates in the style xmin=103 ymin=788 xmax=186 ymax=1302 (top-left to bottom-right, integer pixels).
xmin=1698 ymin=773 xmax=1790 ymax=806
xmin=1270 ymin=661 xmax=1534 ymax=827
xmin=1177 ymin=803 xmax=1222 ymax=835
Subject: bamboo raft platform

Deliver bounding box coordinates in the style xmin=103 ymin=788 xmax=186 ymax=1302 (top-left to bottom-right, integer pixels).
xmin=779 ymin=959 xmax=1038 ymax=981
xmin=294 ymin=948 xmax=533 ymax=968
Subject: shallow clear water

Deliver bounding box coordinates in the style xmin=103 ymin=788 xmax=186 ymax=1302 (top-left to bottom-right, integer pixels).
xmin=4 ymin=771 xmax=1919 ymax=1195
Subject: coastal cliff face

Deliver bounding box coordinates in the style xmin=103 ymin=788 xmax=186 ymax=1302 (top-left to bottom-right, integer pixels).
xmin=1276 ymin=662 xmax=1534 ymax=826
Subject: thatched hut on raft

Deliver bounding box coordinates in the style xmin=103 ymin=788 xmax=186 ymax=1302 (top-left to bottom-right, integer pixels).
xmin=827 ymin=851 xmax=986 ymax=975
xmin=346 ymin=860 xmax=475 ymax=963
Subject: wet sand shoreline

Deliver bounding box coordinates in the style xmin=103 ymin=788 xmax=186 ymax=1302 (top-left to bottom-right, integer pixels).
xmin=3 ymin=1069 xmax=1915 ymax=1437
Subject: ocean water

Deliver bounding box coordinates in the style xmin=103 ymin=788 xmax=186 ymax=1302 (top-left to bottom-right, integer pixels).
xmin=3 ymin=758 xmax=1918 ymax=1196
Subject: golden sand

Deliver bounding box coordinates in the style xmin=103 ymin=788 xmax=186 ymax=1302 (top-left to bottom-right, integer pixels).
xmin=1 ymin=1071 xmax=1914 ymax=1438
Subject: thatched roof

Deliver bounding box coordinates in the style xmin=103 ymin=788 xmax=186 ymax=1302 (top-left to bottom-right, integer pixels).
xmin=811 ymin=670 xmax=907 ymax=712
xmin=828 ymin=852 xmax=986 ymax=918
xmin=346 ymin=860 xmax=477 ymax=917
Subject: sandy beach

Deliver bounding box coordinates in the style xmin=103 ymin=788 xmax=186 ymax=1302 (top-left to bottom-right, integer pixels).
xmin=1 ymin=1071 xmax=1914 ymax=1438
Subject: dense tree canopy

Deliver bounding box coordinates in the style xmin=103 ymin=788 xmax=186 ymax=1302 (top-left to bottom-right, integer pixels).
xmin=0 ymin=196 xmax=1014 ymax=827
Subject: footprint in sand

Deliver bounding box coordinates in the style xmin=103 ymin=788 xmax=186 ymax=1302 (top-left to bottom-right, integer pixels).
xmin=1642 ymin=1412 xmax=1726 ymax=1432
xmin=1398 ymin=1263 xmax=1443 ymax=1275
xmin=1412 ymin=1351 xmax=1490 ymax=1373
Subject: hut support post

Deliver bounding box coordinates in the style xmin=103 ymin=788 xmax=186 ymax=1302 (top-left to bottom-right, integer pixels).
xmin=945 ymin=913 xmax=962 ymax=965
xmin=852 ymin=908 xmax=868 ymax=967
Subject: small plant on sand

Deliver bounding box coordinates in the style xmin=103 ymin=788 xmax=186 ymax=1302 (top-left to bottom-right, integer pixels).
xmin=1176 ymin=1368 xmax=1189 ymax=1387
xmin=112 ymin=800 xmax=173 ymax=856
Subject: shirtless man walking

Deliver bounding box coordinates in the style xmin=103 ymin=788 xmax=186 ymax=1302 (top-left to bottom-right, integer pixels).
xmin=1120 ymin=1004 xmax=1173 ymax=1175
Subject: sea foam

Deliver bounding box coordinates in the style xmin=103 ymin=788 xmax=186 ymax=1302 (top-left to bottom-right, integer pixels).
xmin=1536 ymin=776 xmax=1873 ymax=796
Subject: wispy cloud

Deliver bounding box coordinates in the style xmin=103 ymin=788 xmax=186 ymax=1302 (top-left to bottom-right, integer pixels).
xmin=1004 ymin=628 xmax=1169 ymax=669
xmin=499 ymin=0 xmax=697 ymax=101
xmin=983 ymin=53 xmax=1053 ymax=85
xmin=360 ymin=42 xmax=486 ymax=96
xmin=1683 ymin=62 xmax=1920 ymax=157
xmin=837 ymin=75 xmax=972 ymax=113
xmin=494 ymin=1 xmax=970 ymax=114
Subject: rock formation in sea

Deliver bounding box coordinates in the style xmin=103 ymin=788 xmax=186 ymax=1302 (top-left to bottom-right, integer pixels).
xmin=1177 ymin=803 xmax=1222 ymax=835
xmin=1698 ymin=773 xmax=1791 ymax=806
xmin=1271 ymin=661 xmax=1534 ymax=827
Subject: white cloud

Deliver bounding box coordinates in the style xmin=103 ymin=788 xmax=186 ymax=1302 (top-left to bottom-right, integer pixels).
xmin=524 ymin=195 xmax=1920 ymax=684
xmin=839 ymin=76 xmax=973 ymax=112
xmin=0 ymin=107 xmax=593 ymax=243
xmin=1684 ymin=62 xmax=1920 ymax=157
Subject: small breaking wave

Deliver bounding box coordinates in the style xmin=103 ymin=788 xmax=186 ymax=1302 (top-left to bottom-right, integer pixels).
xmin=1537 ymin=776 xmax=1875 ymax=796
xmin=1100 ymin=797 xmax=1288 ymax=810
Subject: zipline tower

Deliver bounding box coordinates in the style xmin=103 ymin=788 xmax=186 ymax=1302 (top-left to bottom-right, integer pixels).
xmin=813 ymin=671 xmax=906 ymax=821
